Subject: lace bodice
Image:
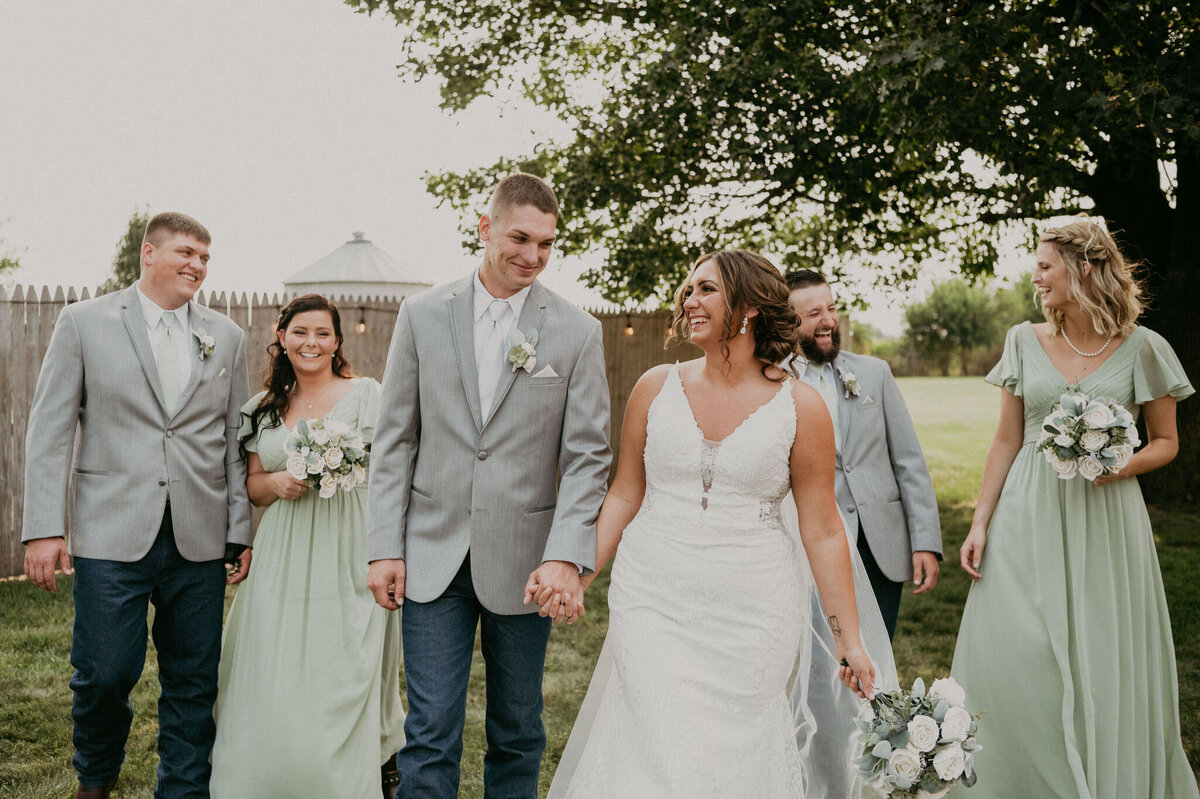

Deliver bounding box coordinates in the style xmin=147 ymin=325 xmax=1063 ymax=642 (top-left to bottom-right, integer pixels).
xmin=639 ymin=364 xmax=796 ymax=531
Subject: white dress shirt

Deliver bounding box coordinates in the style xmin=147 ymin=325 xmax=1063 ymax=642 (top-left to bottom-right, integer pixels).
xmin=136 ymin=282 xmax=192 ymax=398
xmin=473 ymin=272 xmax=530 ymax=416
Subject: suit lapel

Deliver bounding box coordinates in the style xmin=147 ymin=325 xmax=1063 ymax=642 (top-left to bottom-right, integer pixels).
xmin=833 ymin=354 xmax=855 ymax=454
xmin=483 ymin=281 xmax=548 ymax=430
xmin=448 ymin=279 xmax=484 ymax=431
xmin=119 ymin=287 xmax=172 ymax=413
xmin=173 ymin=301 xmax=208 ymax=416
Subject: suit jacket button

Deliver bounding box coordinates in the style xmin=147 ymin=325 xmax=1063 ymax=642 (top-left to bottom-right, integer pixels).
xmin=166 ymin=430 xmax=174 ymax=438
xmin=477 ymin=450 xmax=488 ymax=460
xmin=846 ymin=505 xmax=856 ymax=513
xmin=844 ymin=465 xmax=853 ymax=473
xmin=158 ymin=480 xmax=167 ymax=486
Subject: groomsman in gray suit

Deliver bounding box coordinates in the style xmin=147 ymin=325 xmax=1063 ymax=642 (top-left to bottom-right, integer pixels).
xmin=786 ymin=269 xmax=941 ymax=639
xmin=367 ymin=173 xmax=611 ymax=799
xmin=22 ymin=212 xmax=252 ymax=799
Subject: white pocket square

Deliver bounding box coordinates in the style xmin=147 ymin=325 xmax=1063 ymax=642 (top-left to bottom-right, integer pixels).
xmin=532 ymin=365 xmax=559 ymax=378
xmin=218 ymin=367 xmax=228 ymax=377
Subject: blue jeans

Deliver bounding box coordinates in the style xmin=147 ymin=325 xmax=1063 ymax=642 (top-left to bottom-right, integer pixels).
xmin=397 ymin=556 xmax=552 ymax=799
xmin=70 ymin=510 xmax=226 ymax=798
xmin=857 ymin=525 xmax=904 ymax=641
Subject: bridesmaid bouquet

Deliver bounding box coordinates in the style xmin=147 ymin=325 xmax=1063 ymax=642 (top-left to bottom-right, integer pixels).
xmin=1036 ymin=389 xmax=1140 ymax=481
xmin=852 ymin=676 xmax=981 ymax=798
xmin=284 ymin=418 xmax=370 ymax=498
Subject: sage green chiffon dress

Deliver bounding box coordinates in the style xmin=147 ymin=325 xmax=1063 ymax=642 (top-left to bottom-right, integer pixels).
xmin=950 ymin=323 xmax=1198 ymax=798
xmin=210 ymin=378 xmax=405 ymax=799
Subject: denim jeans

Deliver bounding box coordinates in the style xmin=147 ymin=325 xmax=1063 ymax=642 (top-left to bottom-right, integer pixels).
xmin=70 ymin=510 xmax=226 ymax=798
xmin=396 ymin=556 xmax=552 ymax=799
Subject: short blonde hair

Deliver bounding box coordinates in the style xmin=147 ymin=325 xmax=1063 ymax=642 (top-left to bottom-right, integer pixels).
xmin=1038 ymin=219 xmax=1143 ymax=337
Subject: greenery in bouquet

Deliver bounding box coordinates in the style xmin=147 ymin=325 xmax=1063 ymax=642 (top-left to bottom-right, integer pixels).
xmin=283 ymin=417 xmax=369 ymax=498
xmin=1036 ymin=389 xmax=1139 ymax=481
xmin=853 ymin=676 xmax=981 ymax=798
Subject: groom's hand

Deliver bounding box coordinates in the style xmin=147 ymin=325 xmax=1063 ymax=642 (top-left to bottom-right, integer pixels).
xmin=25 ymin=536 xmax=72 ymax=593
xmin=524 ymin=561 xmax=584 ymax=624
xmin=368 ymin=559 xmax=406 ymax=610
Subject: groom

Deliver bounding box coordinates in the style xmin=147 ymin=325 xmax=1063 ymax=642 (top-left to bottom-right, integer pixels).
xmin=367 ymin=173 xmax=611 ymax=798
xmin=22 ymin=212 xmax=252 ymax=798
xmin=786 ymin=268 xmax=941 ymax=639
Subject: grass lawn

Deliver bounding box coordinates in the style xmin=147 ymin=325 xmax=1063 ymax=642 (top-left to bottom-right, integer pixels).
xmin=2 ymin=377 xmax=1197 ymax=797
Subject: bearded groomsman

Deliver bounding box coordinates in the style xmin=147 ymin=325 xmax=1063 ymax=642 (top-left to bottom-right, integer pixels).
xmin=23 ymin=212 xmax=252 ymax=799
xmin=786 ymin=269 xmax=941 ymax=639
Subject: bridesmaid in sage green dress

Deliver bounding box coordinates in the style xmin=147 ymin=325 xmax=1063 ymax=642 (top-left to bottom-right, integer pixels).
xmin=211 ymin=295 xmax=405 ymax=799
xmin=952 ymin=220 xmax=1198 ymax=797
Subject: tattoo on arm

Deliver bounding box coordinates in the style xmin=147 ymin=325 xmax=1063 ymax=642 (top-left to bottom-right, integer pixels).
xmin=828 ymin=615 xmax=842 ymax=637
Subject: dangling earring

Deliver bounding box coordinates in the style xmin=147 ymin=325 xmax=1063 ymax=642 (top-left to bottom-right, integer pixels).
xmin=740 ymin=315 xmax=748 ymax=335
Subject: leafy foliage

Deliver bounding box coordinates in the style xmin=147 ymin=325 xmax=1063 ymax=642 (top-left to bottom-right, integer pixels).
xmin=349 ymin=0 xmax=1198 ymax=305
xmin=903 ymin=278 xmax=998 ymax=375
xmin=100 ymin=209 xmax=149 ymax=294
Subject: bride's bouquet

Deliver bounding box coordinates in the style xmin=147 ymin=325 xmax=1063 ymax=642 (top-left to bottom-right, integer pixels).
xmin=853 ymin=676 xmax=981 ymax=798
xmin=284 ymin=418 xmax=369 ymax=499
xmin=1036 ymin=388 xmax=1139 ymax=481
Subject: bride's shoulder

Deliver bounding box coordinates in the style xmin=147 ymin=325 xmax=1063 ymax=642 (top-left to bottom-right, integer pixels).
xmin=788 ymin=377 xmax=824 ymax=410
xmin=632 ymin=362 xmax=676 ymax=399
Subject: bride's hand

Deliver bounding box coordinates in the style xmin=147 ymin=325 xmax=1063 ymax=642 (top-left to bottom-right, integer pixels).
xmin=836 ymin=642 xmax=876 ymax=700
xmin=960 ymin=524 xmax=987 ymax=581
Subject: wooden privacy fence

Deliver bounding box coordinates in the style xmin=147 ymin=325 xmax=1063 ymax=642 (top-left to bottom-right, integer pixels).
xmin=0 ymin=285 xmax=694 ymax=578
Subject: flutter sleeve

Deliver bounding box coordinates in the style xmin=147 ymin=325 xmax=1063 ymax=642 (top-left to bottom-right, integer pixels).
xmin=358 ymin=378 xmax=383 ymax=445
xmin=1133 ymin=328 xmax=1195 ymax=405
xmin=237 ymin=391 xmax=268 ymax=453
xmin=986 ymin=323 xmax=1026 ymax=397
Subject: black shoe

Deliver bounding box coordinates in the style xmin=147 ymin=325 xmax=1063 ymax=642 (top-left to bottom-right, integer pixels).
xmin=381 ymin=755 xmax=400 ymax=799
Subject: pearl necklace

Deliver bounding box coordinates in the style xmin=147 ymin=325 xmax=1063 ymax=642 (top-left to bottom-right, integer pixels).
xmin=1062 ymin=327 xmax=1113 ymax=358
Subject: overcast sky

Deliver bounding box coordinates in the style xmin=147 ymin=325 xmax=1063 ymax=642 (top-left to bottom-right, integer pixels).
xmin=1 ymin=1 xmax=1032 ymax=332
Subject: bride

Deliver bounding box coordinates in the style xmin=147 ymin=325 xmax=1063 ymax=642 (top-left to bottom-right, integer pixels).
xmin=539 ymin=250 xmax=896 ymax=798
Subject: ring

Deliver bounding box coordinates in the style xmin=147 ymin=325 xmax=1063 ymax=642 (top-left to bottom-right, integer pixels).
xmin=973 ymin=562 xmax=980 ymax=569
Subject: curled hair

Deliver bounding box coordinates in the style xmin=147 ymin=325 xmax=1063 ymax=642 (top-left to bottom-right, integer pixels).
xmin=238 ymin=294 xmax=356 ymax=461
xmin=669 ymin=249 xmax=801 ymax=381
xmin=488 ymin=173 xmax=559 ymax=220
xmin=1038 ymin=219 xmax=1143 ymax=337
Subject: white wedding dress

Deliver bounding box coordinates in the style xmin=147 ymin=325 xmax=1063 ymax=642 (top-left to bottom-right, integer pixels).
xmin=549 ymin=364 xmax=897 ymax=799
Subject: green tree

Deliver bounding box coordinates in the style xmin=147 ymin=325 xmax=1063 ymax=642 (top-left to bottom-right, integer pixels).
xmin=100 ymin=209 xmax=149 ymax=294
xmin=903 ymin=279 xmax=998 ymax=375
xmin=353 ymin=0 xmax=1200 ymax=496
xmin=0 ymin=219 xmax=22 ymax=276
xmin=993 ymin=274 xmax=1043 ymax=332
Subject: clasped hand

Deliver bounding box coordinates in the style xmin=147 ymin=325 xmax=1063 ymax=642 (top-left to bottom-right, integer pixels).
xmin=523 ymin=560 xmax=586 ymax=624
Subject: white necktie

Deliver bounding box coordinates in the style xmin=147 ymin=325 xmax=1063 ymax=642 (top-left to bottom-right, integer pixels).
xmin=158 ymin=310 xmax=181 ymax=410
xmin=817 ymin=369 xmax=841 ymax=452
xmin=478 ymin=299 xmax=510 ymax=416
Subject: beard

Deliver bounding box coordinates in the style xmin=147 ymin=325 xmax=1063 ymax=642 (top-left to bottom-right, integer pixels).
xmin=800 ymin=326 xmax=841 ymax=365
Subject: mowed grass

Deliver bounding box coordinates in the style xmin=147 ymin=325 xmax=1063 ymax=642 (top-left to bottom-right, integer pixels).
xmin=2 ymin=377 xmax=1197 ymax=797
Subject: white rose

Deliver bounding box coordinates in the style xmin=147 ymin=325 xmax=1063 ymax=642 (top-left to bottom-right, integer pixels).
xmin=338 ymin=472 xmax=358 ymax=492
xmin=1053 ymin=432 xmax=1075 ymax=448
xmin=352 ymin=463 xmax=367 ymax=484
xmin=888 ymin=746 xmax=923 ymax=783
xmin=932 ymin=743 xmax=966 ymax=781
xmin=940 ymin=706 xmax=972 ymax=741
xmin=306 ymin=453 xmax=324 ymax=475
xmin=1050 ymin=456 xmax=1078 ymax=479
xmin=1079 ymin=429 xmax=1109 ymax=452
xmin=907 ymin=715 xmax=940 ymax=752
xmin=325 ymin=419 xmax=352 ymax=437
xmin=1110 ymin=443 xmax=1135 ymax=468
xmin=323 ymin=447 xmax=344 ymax=469
xmin=310 ymin=426 xmax=331 ymax=446
xmin=318 ymin=472 xmax=339 ymax=499
xmin=1077 ymin=456 xmax=1105 ymax=482
xmin=1080 ymin=401 xmax=1116 ymax=429
xmin=929 ymin=677 xmax=967 ymax=706
xmin=286 ymin=454 xmax=308 ymax=481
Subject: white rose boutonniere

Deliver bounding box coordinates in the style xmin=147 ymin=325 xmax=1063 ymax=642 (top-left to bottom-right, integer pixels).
xmin=193 ymin=328 xmax=216 ymax=360
xmin=836 ymin=366 xmax=861 ymax=398
xmin=508 ymin=328 xmax=539 ymax=373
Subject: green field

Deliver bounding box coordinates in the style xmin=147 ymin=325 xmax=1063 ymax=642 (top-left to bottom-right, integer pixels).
xmin=2 ymin=377 xmax=1197 ymax=797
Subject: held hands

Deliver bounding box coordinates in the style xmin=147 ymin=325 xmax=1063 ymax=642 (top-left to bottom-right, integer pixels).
xmin=24 ymin=536 xmax=72 ymax=593
xmin=523 ymin=560 xmax=585 ymax=624
xmin=368 ymin=559 xmax=406 ymax=611
xmin=836 ymin=641 xmax=877 ymax=700
xmin=959 ymin=525 xmax=987 ymax=581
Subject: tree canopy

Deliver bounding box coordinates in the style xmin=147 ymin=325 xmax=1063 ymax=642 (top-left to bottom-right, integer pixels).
xmin=100 ymin=209 xmax=148 ymax=294
xmin=352 ymin=0 xmax=1200 ymax=495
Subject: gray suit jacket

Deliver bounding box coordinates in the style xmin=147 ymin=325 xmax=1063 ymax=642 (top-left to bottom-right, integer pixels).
xmin=368 ymin=277 xmax=611 ymax=614
xmin=831 ymin=351 xmax=941 ymax=583
xmin=22 ymin=285 xmax=252 ymax=561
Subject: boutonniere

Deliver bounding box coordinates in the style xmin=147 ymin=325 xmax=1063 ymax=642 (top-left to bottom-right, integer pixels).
xmin=193 ymin=328 xmax=216 ymax=360
xmin=508 ymin=328 xmax=539 ymax=373
xmin=836 ymin=366 xmax=861 ymax=398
